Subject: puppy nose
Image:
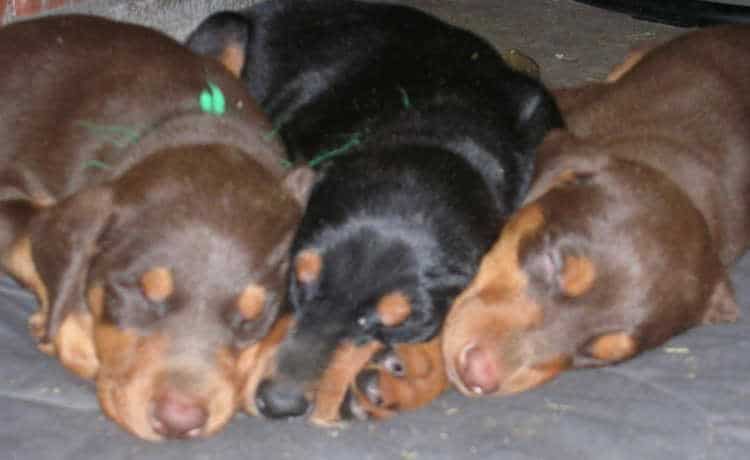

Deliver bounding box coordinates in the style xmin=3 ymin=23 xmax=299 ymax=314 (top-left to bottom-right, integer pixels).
xmin=151 ymin=391 xmax=208 ymax=438
xmin=458 ymin=344 xmax=500 ymax=396
xmin=255 ymin=379 xmax=309 ymax=418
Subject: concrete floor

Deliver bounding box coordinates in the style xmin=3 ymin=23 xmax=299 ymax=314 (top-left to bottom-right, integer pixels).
xmin=49 ymin=0 xmax=684 ymax=87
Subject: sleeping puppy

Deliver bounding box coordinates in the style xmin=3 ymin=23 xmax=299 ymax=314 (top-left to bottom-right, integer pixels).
xmin=187 ymin=0 xmax=562 ymax=420
xmin=0 ymin=16 xmax=312 ymax=440
xmin=442 ymin=25 xmax=750 ymax=397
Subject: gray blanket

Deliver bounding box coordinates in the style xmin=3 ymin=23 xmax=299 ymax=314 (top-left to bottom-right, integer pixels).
xmin=2 ymin=254 xmax=749 ymax=459
xmin=4 ymin=0 xmax=747 ymax=459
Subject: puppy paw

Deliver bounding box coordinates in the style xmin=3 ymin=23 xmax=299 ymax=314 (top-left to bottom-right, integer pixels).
xmin=28 ymin=311 xmax=55 ymax=355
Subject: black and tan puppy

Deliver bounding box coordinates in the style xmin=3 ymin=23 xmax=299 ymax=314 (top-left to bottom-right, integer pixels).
xmin=0 ymin=16 xmax=313 ymax=440
xmin=188 ymin=0 xmax=562 ymax=420
xmin=442 ymin=26 xmax=750 ymax=397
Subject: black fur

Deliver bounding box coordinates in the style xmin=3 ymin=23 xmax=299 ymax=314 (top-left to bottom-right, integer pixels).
xmin=188 ymin=0 xmax=562 ymax=417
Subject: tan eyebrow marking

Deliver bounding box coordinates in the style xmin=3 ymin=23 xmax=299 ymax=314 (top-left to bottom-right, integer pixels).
xmin=560 ymin=255 xmax=596 ymax=297
xmin=295 ymin=249 xmax=322 ymax=284
xmin=237 ymin=284 xmax=267 ymax=320
xmin=140 ymin=267 xmax=173 ymax=302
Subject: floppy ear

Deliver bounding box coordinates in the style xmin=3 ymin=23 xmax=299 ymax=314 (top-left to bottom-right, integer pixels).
xmin=511 ymin=79 xmax=564 ymax=154
xmin=186 ymin=11 xmax=250 ymax=78
xmin=521 ymin=234 xmax=598 ymax=300
xmin=27 ymin=186 xmax=115 ymax=378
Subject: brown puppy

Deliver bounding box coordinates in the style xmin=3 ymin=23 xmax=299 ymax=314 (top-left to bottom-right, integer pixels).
xmin=443 ymin=25 xmax=750 ymax=397
xmin=0 ymin=16 xmax=312 ymax=440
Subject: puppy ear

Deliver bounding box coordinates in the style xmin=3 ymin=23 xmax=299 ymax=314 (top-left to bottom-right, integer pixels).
xmin=186 ymin=11 xmax=250 ymax=78
xmin=523 ymin=242 xmax=597 ymax=299
xmin=283 ymin=165 xmax=316 ymax=208
xmin=702 ymin=277 xmax=740 ymax=324
xmin=511 ymin=79 xmax=564 ymax=153
xmin=28 ymin=186 xmax=114 ymax=376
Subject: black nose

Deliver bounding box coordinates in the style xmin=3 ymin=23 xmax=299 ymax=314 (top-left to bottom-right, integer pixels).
xmin=255 ymin=379 xmax=310 ymax=418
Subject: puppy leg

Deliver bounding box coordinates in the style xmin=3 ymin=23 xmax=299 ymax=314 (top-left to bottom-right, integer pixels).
xmin=0 ymin=201 xmax=51 ymax=350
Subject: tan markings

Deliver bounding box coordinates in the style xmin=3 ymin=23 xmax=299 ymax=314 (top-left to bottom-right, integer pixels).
xmin=560 ymin=255 xmax=596 ymax=297
xmin=376 ymin=292 xmax=412 ymax=327
xmin=2 ymin=236 xmax=50 ymax=344
xmin=502 ymin=355 xmax=572 ymax=395
xmin=442 ymin=204 xmax=546 ymax=395
xmin=204 ymin=347 xmax=242 ymax=436
xmin=587 ymin=332 xmax=637 ymax=362
xmin=474 ymin=203 xmax=545 ymax=288
xmin=87 ymin=285 xmax=105 ymax=319
xmin=469 ymin=204 xmax=545 ymax=301
xmin=310 ymin=340 xmax=383 ymax=427
xmin=238 ymin=315 xmax=294 ymax=416
xmin=350 ymin=337 xmax=448 ymax=420
xmin=219 ymin=44 xmax=245 ymax=78
xmin=237 ymin=285 xmax=266 ymax=321
xmin=96 ymin=326 xmax=238 ymax=440
xmin=295 ymin=249 xmax=322 ymax=284
xmin=95 ymin=325 xmax=167 ymax=441
xmin=92 ymin=306 xmax=242 ymax=441
xmin=55 ymin=311 xmax=99 ymax=380
xmin=140 ymin=267 xmax=173 ymax=302
xmin=94 ymin=322 xmax=137 ymax=369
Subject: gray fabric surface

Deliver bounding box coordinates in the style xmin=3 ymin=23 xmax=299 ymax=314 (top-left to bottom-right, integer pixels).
xmin=2 ymin=253 xmax=749 ymax=459
xmin=4 ymin=0 xmax=749 ymax=459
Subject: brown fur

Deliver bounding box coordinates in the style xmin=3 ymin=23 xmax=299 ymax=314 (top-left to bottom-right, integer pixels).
xmin=443 ymin=26 xmax=750 ymax=397
xmin=0 ymin=15 xmax=313 ymax=440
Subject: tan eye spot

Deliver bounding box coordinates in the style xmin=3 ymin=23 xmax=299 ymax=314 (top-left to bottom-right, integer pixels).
xmin=140 ymin=267 xmax=173 ymax=302
xmin=560 ymin=255 xmax=596 ymax=297
xmin=295 ymin=249 xmax=322 ymax=284
xmin=587 ymin=332 xmax=637 ymax=362
xmin=376 ymin=292 xmax=412 ymax=327
xmin=237 ymin=284 xmax=266 ymax=321
xmin=219 ymin=43 xmax=245 ymax=78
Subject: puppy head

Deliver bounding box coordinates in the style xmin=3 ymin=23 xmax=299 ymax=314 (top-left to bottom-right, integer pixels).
xmin=237 ymin=316 xmax=448 ymax=427
xmin=254 ymin=221 xmax=449 ymax=419
xmin=337 ymin=337 xmax=449 ymax=424
xmin=7 ymin=146 xmax=313 ymax=441
xmin=443 ymin=146 xmax=738 ymax=397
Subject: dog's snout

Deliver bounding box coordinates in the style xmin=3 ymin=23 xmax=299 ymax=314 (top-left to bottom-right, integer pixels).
xmin=255 ymin=379 xmax=310 ymax=419
xmin=457 ymin=344 xmax=500 ymax=396
xmin=151 ymin=390 xmax=208 ymax=439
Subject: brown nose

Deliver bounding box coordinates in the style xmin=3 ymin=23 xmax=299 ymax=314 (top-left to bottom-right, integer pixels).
xmin=458 ymin=344 xmax=500 ymax=396
xmin=151 ymin=391 xmax=208 ymax=438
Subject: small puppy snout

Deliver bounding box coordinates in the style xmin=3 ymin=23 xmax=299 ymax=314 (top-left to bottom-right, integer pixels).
xmin=151 ymin=391 xmax=208 ymax=439
xmin=255 ymin=379 xmax=310 ymax=419
xmin=458 ymin=344 xmax=500 ymax=396
xmin=355 ymin=369 xmax=384 ymax=406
